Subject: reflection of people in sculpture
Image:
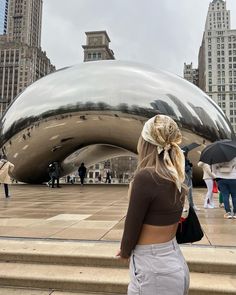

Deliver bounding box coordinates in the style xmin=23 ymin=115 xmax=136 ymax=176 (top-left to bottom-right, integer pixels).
xmin=117 ymin=115 xmax=189 ymax=295
xmin=0 ymin=155 xmax=14 ymax=198
xmin=78 ymin=163 xmax=87 ymax=185
xmin=105 ymin=170 xmax=111 ymax=183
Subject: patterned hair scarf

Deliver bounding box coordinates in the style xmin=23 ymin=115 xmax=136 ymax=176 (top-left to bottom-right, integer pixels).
xmin=141 ymin=115 xmax=185 ymax=192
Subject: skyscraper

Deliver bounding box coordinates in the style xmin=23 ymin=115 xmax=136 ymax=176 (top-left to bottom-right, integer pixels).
xmin=0 ymin=0 xmax=8 ymax=34
xmin=0 ymin=0 xmax=55 ymax=116
xmin=184 ymin=0 xmax=236 ymax=132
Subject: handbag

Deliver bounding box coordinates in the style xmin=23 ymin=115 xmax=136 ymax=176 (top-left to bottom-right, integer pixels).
xmin=212 ymin=180 xmax=218 ymax=193
xmin=176 ymin=206 xmax=204 ymax=244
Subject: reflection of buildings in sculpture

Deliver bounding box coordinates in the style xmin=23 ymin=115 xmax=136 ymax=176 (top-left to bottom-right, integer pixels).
xmin=184 ymin=0 xmax=236 ymax=132
xmin=166 ymin=94 xmax=201 ymax=129
xmin=189 ymin=103 xmax=221 ymax=141
xmin=0 ymin=0 xmax=55 ymax=117
xmin=0 ymin=0 xmax=8 ymax=34
xmin=82 ymin=31 xmax=115 ymax=62
xmin=87 ymin=157 xmax=137 ymax=184
xmin=150 ymin=99 xmax=176 ymax=117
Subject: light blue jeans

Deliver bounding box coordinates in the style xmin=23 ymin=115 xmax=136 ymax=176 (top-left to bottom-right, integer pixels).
xmin=128 ymin=238 xmax=189 ymax=295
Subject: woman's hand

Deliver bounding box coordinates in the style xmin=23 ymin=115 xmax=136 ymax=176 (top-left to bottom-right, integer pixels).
xmin=116 ymin=249 xmax=122 ymax=258
xmin=115 ymin=249 xmax=129 ymax=261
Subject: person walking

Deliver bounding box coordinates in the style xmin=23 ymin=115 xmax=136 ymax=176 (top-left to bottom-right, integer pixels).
xmin=0 ymin=155 xmax=14 ymax=198
xmin=117 ymin=115 xmax=189 ymax=295
xmin=78 ymin=163 xmax=86 ymax=185
xmin=198 ymin=161 xmax=216 ymax=208
xmin=183 ymin=150 xmax=200 ymax=211
xmin=212 ymin=157 xmax=236 ymax=219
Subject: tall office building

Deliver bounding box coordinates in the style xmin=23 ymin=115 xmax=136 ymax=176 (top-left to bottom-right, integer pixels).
xmin=82 ymin=31 xmax=115 ymax=62
xmin=184 ymin=0 xmax=236 ymax=132
xmin=0 ymin=0 xmax=55 ymax=116
xmin=0 ymin=0 xmax=8 ymax=34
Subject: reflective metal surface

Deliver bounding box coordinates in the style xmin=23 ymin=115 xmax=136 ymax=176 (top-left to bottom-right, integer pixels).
xmin=0 ymin=60 xmax=234 ymax=183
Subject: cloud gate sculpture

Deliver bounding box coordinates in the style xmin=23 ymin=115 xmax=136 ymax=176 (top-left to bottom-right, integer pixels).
xmin=0 ymin=60 xmax=234 ymax=183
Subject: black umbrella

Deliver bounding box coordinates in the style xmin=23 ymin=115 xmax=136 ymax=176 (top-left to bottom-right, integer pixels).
xmin=182 ymin=142 xmax=201 ymax=153
xmin=199 ymin=140 xmax=236 ymax=165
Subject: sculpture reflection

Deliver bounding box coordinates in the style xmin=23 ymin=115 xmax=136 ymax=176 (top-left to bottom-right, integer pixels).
xmin=0 ymin=60 xmax=234 ymax=183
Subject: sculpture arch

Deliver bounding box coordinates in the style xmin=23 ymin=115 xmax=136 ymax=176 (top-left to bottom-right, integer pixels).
xmin=0 ymin=60 xmax=234 ymax=183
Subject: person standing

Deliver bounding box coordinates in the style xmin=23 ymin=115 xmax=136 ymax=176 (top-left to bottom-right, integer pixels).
xmin=183 ymin=150 xmax=200 ymax=211
xmin=117 ymin=115 xmax=189 ymax=295
xmin=0 ymin=155 xmax=14 ymax=198
xmin=212 ymin=157 xmax=236 ymax=219
xmin=78 ymin=163 xmax=86 ymax=185
xmin=198 ymin=161 xmax=216 ymax=208
xmin=51 ymin=161 xmax=61 ymax=188
xmin=105 ymin=169 xmax=111 ymax=183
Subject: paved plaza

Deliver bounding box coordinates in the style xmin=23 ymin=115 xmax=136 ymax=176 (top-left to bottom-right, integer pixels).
xmin=0 ymin=184 xmax=235 ymax=247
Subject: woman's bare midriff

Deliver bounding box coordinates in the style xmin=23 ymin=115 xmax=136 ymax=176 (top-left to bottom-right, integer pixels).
xmin=137 ymin=223 xmax=179 ymax=245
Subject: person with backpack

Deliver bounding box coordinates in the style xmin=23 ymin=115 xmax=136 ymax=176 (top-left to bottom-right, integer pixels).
xmin=212 ymin=157 xmax=236 ymax=219
xmin=78 ymin=163 xmax=86 ymax=185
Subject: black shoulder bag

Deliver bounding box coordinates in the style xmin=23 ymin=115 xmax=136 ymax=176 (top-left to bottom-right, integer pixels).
xmin=176 ymin=205 xmax=204 ymax=244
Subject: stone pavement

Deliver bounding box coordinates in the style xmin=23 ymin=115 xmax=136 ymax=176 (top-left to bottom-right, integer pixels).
xmin=0 ymin=184 xmax=235 ymax=246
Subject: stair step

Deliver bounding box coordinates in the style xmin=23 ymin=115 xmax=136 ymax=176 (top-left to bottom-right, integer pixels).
xmin=0 ymin=287 xmax=122 ymax=295
xmin=0 ymin=262 xmax=235 ymax=294
xmin=0 ymin=240 xmax=235 ymax=274
xmin=0 ymin=262 xmax=128 ymax=293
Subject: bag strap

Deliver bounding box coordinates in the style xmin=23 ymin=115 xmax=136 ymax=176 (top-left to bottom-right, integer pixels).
xmin=0 ymin=161 xmax=7 ymax=170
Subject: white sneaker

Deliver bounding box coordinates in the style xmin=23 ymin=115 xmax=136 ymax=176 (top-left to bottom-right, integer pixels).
xmin=224 ymin=212 xmax=232 ymax=219
xmin=208 ymin=204 xmax=215 ymax=209
xmin=232 ymin=214 xmax=236 ymax=219
xmin=193 ymin=206 xmax=200 ymax=211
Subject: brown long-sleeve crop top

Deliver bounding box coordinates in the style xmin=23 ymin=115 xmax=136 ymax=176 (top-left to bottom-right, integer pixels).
xmin=120 ymin=168 xmax=185 ymax=258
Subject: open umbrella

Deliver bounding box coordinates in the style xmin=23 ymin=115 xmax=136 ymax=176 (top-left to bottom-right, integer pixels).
xmin=199 ymin=140 xmax=236 ymax=165
xmin=181 ymin=142 xmax=201 ymax=153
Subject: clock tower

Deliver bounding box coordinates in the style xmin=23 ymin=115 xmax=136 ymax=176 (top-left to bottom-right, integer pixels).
xmin=82 ymin=31 xmax=115 ymax=62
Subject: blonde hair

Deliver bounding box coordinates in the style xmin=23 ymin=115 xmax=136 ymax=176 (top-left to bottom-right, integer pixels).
xmin=129 ymin=115 xmax=187 ymax=199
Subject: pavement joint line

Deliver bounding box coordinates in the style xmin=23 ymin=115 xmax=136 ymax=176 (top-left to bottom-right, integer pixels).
xmin=0 ymin=236 xmax=235 ymax=250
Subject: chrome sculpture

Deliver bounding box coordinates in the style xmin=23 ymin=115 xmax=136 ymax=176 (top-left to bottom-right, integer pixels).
xmin=0 ymin=60 xmax=234 ymax=183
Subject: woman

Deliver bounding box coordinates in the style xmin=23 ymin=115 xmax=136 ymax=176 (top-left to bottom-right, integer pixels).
xmin=0 ymin=155 xmax=14 ymax=198
xmin=197 ymin=161 xmax=216 ymax=209
xmin=117 ymin=115 xmax=189 ymax=295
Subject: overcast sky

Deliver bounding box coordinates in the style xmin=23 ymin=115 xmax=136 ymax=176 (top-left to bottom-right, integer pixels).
xmin=41 ymin=0 xmax=236 ymax=76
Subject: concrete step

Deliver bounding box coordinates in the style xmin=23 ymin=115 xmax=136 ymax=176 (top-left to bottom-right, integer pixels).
xmin=0 ymin=262 xmax=128 ymax=293
xmin=0 ymin=239 xmax=235 ymax=274
xmin=0 ymin=239 xmax=235 ymax=294
xmin=0 ymin=262 xmax=235 ymax=294
xmin=0 ymin=287 xmax=121 ymax=295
